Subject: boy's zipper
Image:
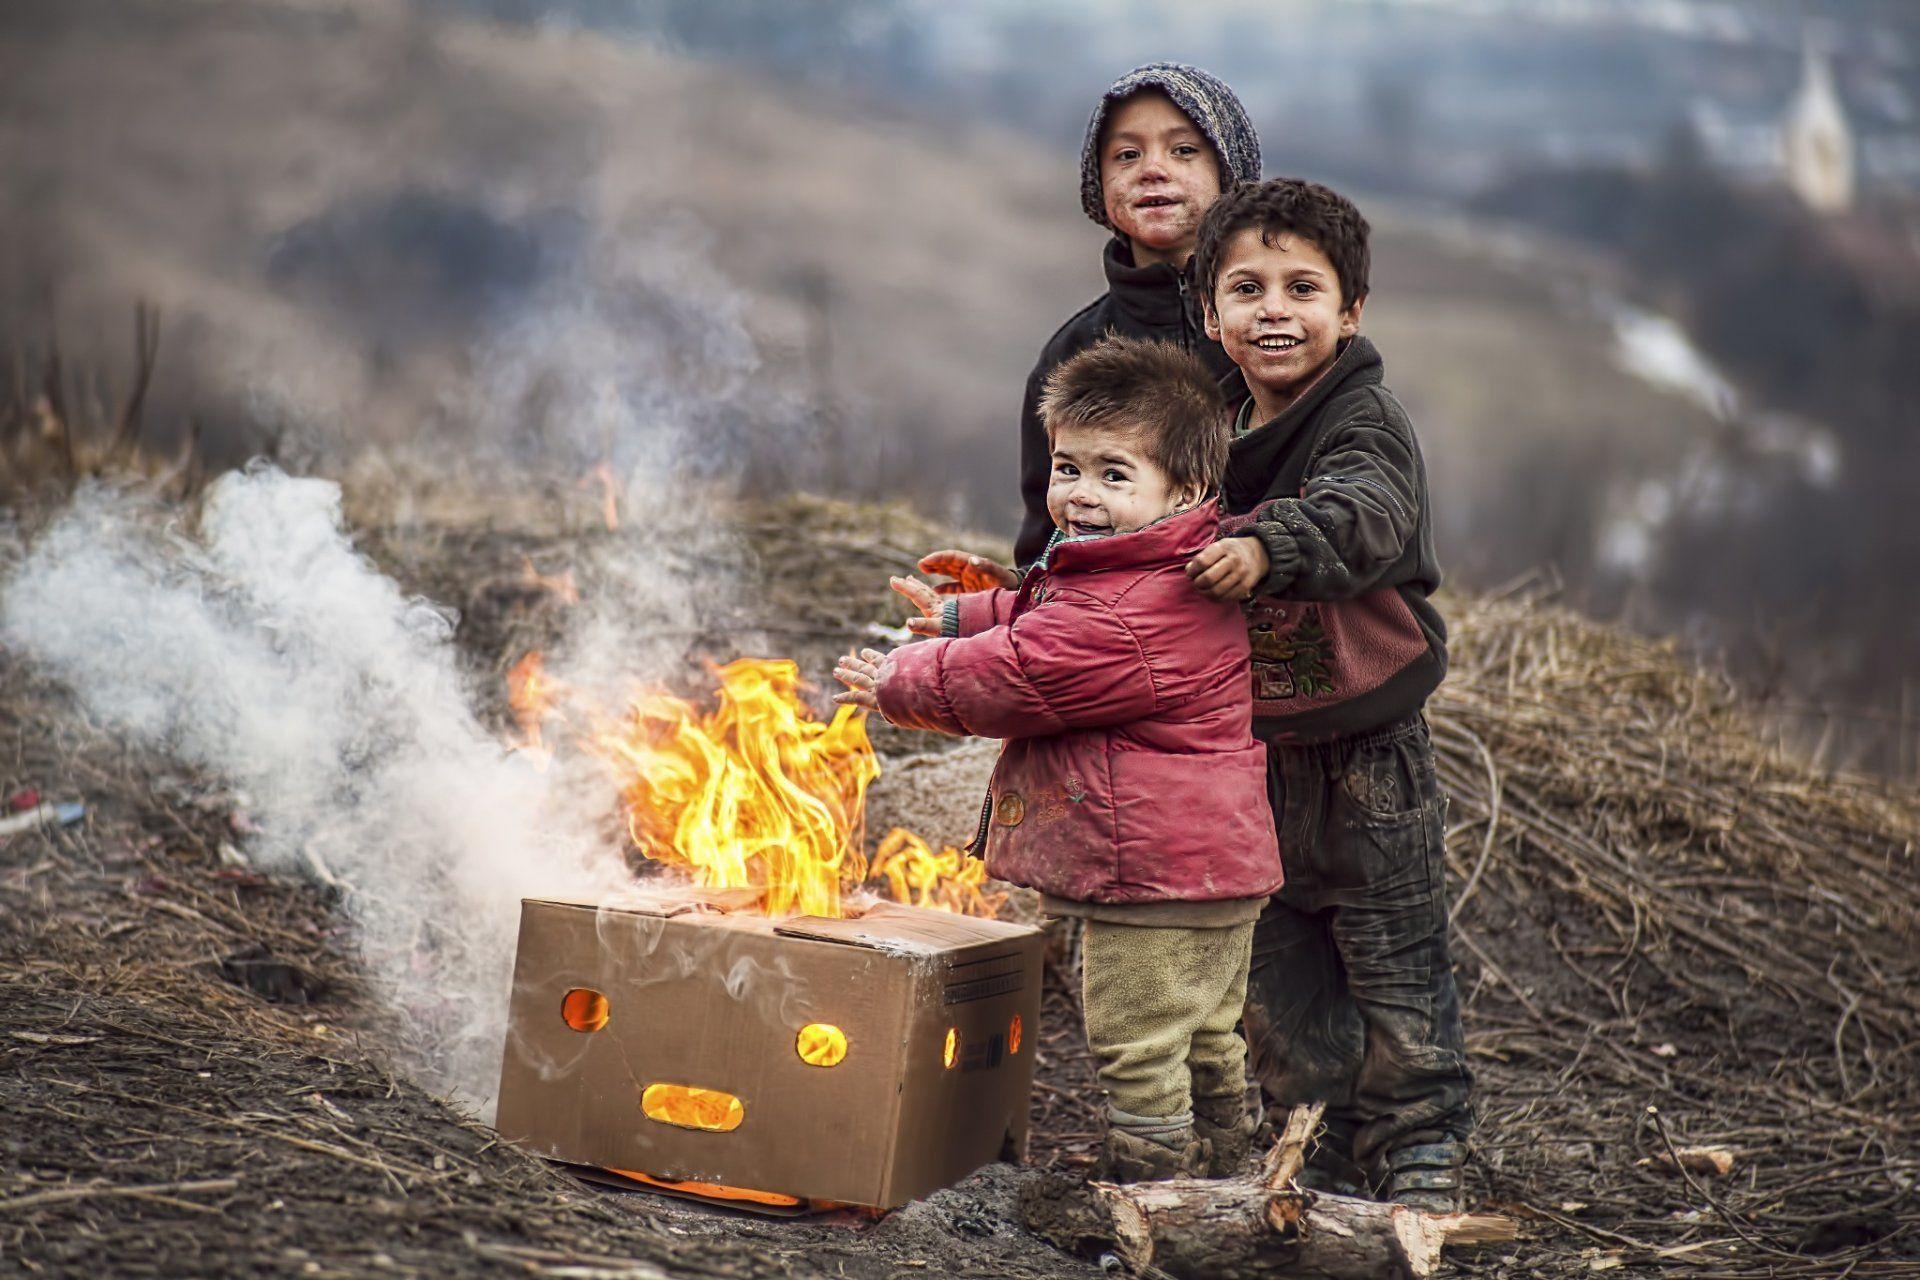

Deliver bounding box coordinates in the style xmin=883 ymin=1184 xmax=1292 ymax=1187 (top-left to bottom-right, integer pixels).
xmin=1321 ymin=473 xmax=1409 ymax=524
xmin=964 ymin=788 xmax=993 ymax=858
xmin=1175 ymin=273 xmax=1194 ymax=352
xmin=961 ymin=561 xmax=1052 ymax=860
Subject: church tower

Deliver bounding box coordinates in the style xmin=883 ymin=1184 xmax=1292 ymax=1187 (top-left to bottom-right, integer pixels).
xmin=1782 ymin=40 xmax=1855 ymax=215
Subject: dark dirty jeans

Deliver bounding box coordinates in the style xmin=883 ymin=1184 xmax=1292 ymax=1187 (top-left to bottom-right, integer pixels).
xmin=1245 ymin=713 xmax=1473 ymax=1179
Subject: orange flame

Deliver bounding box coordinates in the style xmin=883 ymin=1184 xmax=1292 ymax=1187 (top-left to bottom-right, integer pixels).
xmin=594 ymin=659 xmax=875 ymax=919
xmin=507 ymin=652 xmax=998 ymax=921
xmin=871 ymin=828 xmax=1009 ymax=919
xmin=506 ymin=651 xmax=559 ymax=766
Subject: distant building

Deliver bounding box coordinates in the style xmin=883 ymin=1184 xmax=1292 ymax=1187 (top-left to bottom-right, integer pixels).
xmin=1782 ymin=42 xmax=1855 ymax=215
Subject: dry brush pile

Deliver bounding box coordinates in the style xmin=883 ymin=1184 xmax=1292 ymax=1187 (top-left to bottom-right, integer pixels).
xmin=1428 ymin=590 xmax=1919 ymax=1276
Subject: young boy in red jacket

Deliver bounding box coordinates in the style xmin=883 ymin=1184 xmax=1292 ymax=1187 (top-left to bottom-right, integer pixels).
xmin=1185 ymin=179 xmax=1473 ymax=1212
xmin=834 ymin=336 xmax=1282 ymax=1183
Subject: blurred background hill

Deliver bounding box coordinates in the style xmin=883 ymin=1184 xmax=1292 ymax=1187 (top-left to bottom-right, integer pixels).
xmin=5 ymin=0 xmax=1918 ymax=773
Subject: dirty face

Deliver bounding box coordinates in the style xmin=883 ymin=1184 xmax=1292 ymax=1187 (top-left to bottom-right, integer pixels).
xmin=1045 ymin=421 xmax=1201 ymax=540
xmin=1205 ymin=226 xmax=1364 ymax=420
xmin=1099 ymin=90 xmax=1223 ymax=268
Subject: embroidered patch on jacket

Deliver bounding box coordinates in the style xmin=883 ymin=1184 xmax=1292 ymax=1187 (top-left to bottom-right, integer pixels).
xmin=1022 ymin=780 xmax=1084 ymax=830
xmin=1246 ymin=600 xmax=1335 ymax=700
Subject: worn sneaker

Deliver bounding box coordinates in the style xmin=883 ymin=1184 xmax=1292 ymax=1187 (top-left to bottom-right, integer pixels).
xmin=1193 ymin=1091 xmax=1262 ymax=1178
xmin=1380 ymin=1133 xmax=1468 ymax=1213
xmin=1098 ymin=1125 xmax=1212 ymax=1184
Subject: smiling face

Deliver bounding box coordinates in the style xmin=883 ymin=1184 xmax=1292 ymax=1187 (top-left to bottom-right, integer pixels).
xmin=1205 ymin=226 xmax=1365 ymax=421
xmin=1099 ymin=91 xmax=1223 ymax=268
xmin=1045 ymin=421 xmax=1202 ymax=540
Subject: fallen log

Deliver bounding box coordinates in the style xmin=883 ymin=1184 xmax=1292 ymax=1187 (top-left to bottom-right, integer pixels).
xmin=1095 ymin=1180 xmax=1514 ymax=1279
xmin=1021 ymin=1104 xmax=1515 ymax=1280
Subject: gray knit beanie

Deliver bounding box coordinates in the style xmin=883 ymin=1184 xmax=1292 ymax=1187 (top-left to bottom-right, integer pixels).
xmin=1080 ymin=63 xmax=1262 ymax=229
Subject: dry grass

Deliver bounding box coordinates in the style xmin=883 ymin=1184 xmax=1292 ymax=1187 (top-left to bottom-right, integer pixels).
xmin=2 ymin=305 xmax=207 ymax=502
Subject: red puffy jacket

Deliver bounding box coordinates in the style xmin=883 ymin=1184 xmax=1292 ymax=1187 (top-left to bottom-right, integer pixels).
xmin=874 ymin=501 xmax=1281 ymax=905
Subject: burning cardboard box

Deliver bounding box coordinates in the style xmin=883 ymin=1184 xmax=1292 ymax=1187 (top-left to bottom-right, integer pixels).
xmin=495 ymin=656 xmax=1031 ymax=1206
xmin=496 ymin=887 xmax=1043 ymax=1210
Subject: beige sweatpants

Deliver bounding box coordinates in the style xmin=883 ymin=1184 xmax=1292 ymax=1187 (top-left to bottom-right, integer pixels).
xmin=1081 ymin=919 xmax=1256 ymax=1121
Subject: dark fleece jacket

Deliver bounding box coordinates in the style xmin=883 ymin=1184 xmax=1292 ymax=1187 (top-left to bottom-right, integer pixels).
xmin=1014 ymin=238 xmax=1238 ymax=566
xmin=1220 ymin=335 xmax=1447 ymax=742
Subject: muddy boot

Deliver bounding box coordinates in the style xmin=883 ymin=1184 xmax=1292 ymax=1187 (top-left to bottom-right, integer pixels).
xmin=1098 ymin=1112 xmax=1211 ymax=1184
xmin=1193 ymin=1088 xmax=1262 ymax=1178
xmin=1298 ymin=1114 xmax=1369 ymax=1197
xmin=1379 ymin=1132 xmax=1468 ymax=1213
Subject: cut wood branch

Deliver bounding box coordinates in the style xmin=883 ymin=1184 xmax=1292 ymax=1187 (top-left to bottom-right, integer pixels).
xmin=1098 ymin=1179 xmax=1514 ymax=1280
xmin=1261 ymin=1099 xmax=1325 ymax=1195
xmin=1023 ymin=1104 xmax=1515 ymax=1279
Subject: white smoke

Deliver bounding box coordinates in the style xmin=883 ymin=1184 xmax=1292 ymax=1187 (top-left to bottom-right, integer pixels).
xmin=0 ymin=467 xmax=633 ymax=1107
xmin=0 ymin=6 xmax=844 ymax=1119
xmin=0 ymin=67 xmax=823 ymax=1110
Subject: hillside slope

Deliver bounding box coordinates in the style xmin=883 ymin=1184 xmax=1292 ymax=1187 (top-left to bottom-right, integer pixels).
xmin=3 ymin=0 xmax=1725 ymax=557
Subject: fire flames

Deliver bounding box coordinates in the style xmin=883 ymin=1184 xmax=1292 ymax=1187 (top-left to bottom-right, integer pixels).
xmin=871 ymin=829 xmax=1008 ymax=919
xmin=508 ymin=652 xmax=996 ymax=920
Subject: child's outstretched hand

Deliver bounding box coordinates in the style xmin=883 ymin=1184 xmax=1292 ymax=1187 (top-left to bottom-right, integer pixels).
xmin=832 ymin=648 xmax=888 ymax=714
xmin=1187 ymin=537 xmax=1270 ymax=602
xmin=890 ymin=575 xmax=944 ymax=638
xmin=918 ymin=550 xmax=1017 ymax=595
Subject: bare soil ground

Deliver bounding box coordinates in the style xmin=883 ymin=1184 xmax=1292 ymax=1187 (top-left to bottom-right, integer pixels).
xmin=4 ymin=488 xmax=1918 ymax=1278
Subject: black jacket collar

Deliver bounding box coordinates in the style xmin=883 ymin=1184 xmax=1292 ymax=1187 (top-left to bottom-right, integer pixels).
xmin=1223 ymin=336 xmax=1385 ymax=508
xmin=1102 ymin=236 xmax=1197 ymax=330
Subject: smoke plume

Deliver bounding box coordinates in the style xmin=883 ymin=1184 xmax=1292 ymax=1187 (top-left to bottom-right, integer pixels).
xmin=0 ymin=469 xmax=643 ymax=1106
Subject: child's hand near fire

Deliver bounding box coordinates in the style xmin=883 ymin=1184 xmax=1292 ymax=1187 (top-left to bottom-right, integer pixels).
xmin=832 ymin=647 xmax=888 ymax=714
xmin=890 ymin=575 xmax=945 ymax=638
xmin=918 ymin=550 xmax=1017 ymax=595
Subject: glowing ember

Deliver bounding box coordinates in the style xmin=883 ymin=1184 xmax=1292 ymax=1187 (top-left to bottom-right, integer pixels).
xmin=507 ymin=653 xmax=996 ymax=920
xmin=641 ymin=1082 xmax=746 ymax=1132
xmin=607 ymin=1167 xmax=800 ymax=1208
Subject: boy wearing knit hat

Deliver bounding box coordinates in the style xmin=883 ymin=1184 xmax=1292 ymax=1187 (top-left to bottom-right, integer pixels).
xmin=918 ymin=64 xmax=1260 ymax=590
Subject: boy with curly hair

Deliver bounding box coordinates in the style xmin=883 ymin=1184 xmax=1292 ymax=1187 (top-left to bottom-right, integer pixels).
xmin=1185 ymin=178 xmax=1474 ymax=1211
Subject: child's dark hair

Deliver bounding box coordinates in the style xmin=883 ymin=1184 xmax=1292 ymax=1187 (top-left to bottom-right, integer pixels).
xmin=1193 ymin=178 xmax=1370 ymax=313
xmin=1039 ymin=336 xmax=1229 ymax=492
